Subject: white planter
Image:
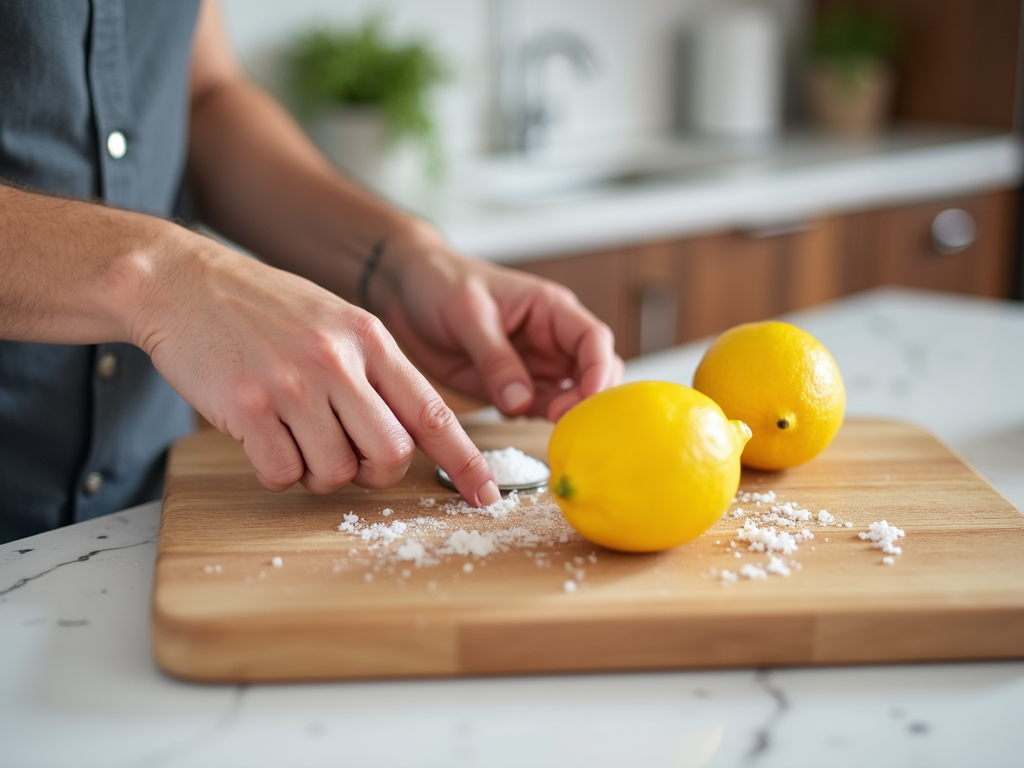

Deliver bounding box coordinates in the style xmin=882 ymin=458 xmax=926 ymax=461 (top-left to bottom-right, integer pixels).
xmin=311 ymin=106 xmax=390 ymax=191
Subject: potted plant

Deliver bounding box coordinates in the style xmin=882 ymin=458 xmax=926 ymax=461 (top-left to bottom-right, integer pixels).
xmin=288 ymin=17 xmax=451 ymax=189
xmin=805 ymin=5 xmax=900 ymax=136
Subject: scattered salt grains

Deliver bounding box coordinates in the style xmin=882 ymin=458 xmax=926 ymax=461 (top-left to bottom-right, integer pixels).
xmin=563 ymin=579 xmax=578 ymax=593
xmin=441 ymin=529 xmax=499 ymax=558
xmin=382 ymin=508 xmax=394 ymax=517
xmin=882 ymin=556 xmax=895 ymax=565
xmin=859 ymin=520 xmax=906 ymax=555
xmin=712 ymin=491 xmax=904 ymax=585
xmin=739 ymin=563 xmax=768 ymax=580
xmin=418 ymin=498 xmax=436 ymax=508
xmin=271 ymin=557 xmax=283 ymax=568
xmin=462 ymin=563 xmax=474 ymax=573
xmin=396 ymin=539 xmax=429 ymax=566
xmin=203 ymin=565 xmax=222 ymax=574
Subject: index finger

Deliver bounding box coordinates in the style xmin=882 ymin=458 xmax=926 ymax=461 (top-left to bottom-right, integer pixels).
xmin=371 ymin=344 xmax=500 ymax=508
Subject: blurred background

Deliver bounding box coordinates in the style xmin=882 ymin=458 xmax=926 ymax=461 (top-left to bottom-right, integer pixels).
xmin=220 ymin=0 xmax=1024 ymax=362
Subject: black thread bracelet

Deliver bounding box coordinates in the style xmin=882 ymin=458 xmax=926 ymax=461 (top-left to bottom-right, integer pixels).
xmin=358 ymin=238 xmax=387 ymax=311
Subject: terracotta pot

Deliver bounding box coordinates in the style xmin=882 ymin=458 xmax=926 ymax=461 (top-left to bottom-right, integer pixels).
xmin=806 ymin=58 xmax=894 ymax=136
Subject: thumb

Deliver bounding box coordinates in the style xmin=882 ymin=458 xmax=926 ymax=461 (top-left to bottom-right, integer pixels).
xmin=455 ymin=291 xmax=534 ymax=415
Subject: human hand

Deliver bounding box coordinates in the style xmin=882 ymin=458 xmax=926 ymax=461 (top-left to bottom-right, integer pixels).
xmin=130 ymin=232 xmax=501 ymax=505
xmin=375 ymin=227 xmax=624 ymax=422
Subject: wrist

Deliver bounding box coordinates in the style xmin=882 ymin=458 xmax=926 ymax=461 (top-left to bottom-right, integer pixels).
xmin=364 ymin=216 xmax=455 ymax=315
xmin=116 ymin=219 xmax=217 ymax=354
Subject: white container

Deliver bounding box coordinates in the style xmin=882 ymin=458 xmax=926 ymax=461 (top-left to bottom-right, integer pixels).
xmin=691 ymin=7 xmax=782 ymax=138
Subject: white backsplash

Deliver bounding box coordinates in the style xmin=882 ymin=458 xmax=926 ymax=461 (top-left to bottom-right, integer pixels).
xmin=222 ymin=0 xmax=805 ymax=161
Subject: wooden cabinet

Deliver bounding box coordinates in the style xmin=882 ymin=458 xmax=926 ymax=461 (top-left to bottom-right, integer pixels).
xmin=515 ymin=190 xmax=1016 ymax=359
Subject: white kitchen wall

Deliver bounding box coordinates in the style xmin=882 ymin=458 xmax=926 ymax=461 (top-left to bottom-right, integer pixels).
xmin=221 ymin=0 xmax=806 ymax=160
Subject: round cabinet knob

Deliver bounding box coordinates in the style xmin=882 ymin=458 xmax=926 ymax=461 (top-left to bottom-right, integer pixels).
xmin=931 ymin=208 xmax=976 ymax=255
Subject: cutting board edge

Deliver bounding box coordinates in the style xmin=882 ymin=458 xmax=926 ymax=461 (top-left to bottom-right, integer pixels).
xmin=151 ymin=602 xmax=1024 ymax=683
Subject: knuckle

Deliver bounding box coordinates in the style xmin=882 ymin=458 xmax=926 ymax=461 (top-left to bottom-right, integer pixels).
xmin=418 ymin=397 xmax=457 ymax=435
xmin=271 ymin=364 xmax=308 ymax=404
xmin=233 ymin=379 xmax=274 ymax=420
xmin=261 ymin=460 xmax=303 ymax=489
xmin=380 ymin=433 xmax=416 ymax=471
xmin=320 ymin=453 xmax=359 ymax=489
xmin=541 ymin=281 xmax=578 ymax=305
xmin=457 ymin=451 xmax=493 ymax=485
xmin=353 ymin=312 xmax=391 ymax=350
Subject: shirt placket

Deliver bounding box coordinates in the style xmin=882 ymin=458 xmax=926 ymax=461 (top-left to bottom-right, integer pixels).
xmin=74 ymin=0 xmax=136 ymax=520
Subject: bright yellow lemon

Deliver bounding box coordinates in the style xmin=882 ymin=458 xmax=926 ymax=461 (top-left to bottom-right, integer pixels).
xmin=693 ymin=321 xmax=845 ymax=470
xmin=547 ymin=381 xmax=751 ymax=552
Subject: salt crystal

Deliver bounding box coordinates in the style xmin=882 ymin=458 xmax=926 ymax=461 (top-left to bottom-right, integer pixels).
xmin=563 ymin=579 xmax=577 ymax=593
xmin=401 ymin=569 xmax=411 ymax=579
xmin=882 ymin=556 xmax=895 ymax=565
xmin=396 ymin=539 xmax=428 ymax=566
xmin=382 ymin=508 xmax=394 ymax=517
xmin=720 ymin=570 xmax=739 ymax=583
xmin=271 ymin=556 xmax=283 ymax=568
xmin=462 ymin=562 xmax=474 ymax=573
xmin=441 ymin=529 xmax=498 ymax=557
xmin=363 ymin=573 xmax=373 ymax=582
xmin=817 ymin=510 xmax=835 ymax=525
xmin=859 ymin=520 xmax=906 ymax=557
xmin=740 ymin=563 xmax=768 ymax=580
xmin=733 ymin=551 xmax=742 ymax=559
xmin=765 ymin=556 xmax=791 ymax=577
xmin=418 ymin=498 xmax=436 ymax=508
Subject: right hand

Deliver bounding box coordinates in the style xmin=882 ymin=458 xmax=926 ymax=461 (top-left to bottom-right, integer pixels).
xmin=130 ymin=233 xmax=500 ymax=506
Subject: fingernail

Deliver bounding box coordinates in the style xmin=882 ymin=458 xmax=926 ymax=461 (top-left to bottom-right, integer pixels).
xmin=501 ymin=381 xmax=531 ymax=412
xmin=477 ymin=480 xmax=501 ymax=507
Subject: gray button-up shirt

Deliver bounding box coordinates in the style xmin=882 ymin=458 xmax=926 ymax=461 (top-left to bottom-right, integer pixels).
xmin=1 ymin=0 xmax=202 ymax=542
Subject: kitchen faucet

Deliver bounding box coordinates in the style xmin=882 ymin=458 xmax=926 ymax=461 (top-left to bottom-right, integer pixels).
xmin=490 ymin=0 xmax=598 ymax=154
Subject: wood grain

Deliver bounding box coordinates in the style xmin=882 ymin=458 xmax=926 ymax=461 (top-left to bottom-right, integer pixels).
xmin=152 ymin=419 xmax=1024 ymax=682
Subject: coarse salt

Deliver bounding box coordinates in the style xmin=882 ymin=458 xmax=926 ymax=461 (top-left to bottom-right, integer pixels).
xmin=396 ymin=539 xmax=429 ymax=566
xmin=482 ymin=447 xmax=550 ymax=486
xmin=563 ymin=579 xmax=578 ymax=593
xmin=859 ymin=520 xmax=905 ymax=555
xmin=271 ymin=556 xmax=283 ymax=568
xmin=441 ymin=529 xmax=499 ymax=558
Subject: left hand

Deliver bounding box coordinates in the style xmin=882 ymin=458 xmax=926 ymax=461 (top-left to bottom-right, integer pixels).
xmin=375 ymin=227 xmax=624 ymax=422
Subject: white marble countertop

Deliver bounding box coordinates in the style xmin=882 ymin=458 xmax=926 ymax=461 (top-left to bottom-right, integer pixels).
xmin=2 ymin=288 xmax=1023 ymax=768
xmin=413 ymin=128 xmax=1024 ymax=263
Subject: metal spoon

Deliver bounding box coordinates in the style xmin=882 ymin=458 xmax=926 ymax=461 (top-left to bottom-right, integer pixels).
xmin=435 ymin=460 xmax=551 ymax=494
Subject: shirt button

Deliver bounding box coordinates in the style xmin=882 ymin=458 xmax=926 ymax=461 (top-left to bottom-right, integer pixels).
xmin=96 ymin=351 xmax=119 ymax=380
xmin=84 ymin=471 xmax=104 ymax=496
xmin=106 ymin=130 xmax=127 ymax=159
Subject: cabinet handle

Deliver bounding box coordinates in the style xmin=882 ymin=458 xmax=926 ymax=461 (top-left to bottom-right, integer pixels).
xmin=638 ymin=285 xmax=677 ymax=356
xmin=931 ymin=208 xmax=977 ymax=255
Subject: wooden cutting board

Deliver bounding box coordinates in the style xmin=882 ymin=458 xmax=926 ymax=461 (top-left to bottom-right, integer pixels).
xmin=152 ymin=419 xmax=1024 ymax=682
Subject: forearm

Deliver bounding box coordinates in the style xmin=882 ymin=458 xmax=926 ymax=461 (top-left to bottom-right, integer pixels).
xmin=0 ymin=184 xmax=195 ymax=345
xmin=187 ymin=74 xmax=436 ymax=307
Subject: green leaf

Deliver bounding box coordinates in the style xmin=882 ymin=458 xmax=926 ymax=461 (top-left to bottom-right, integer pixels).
xmin=287 ymin=15 xmax=452 ymax=177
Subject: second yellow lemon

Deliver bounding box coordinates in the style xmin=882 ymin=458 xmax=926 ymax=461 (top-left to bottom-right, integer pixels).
xmin=548 ymin=381 xmax=751 ymax=552
xmin=693 ymin=321 xmax=845 ymax=470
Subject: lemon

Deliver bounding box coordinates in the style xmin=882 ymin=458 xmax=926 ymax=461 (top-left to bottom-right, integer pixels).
xmin=693 ymin=321 xmax=845 ymax=470
xmin=547 ymin=381 xmax=751 ymax=552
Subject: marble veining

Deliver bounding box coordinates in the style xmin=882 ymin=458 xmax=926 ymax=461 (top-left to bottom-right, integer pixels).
xmin=1 ymin=289 xmax=1023 ymax=768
